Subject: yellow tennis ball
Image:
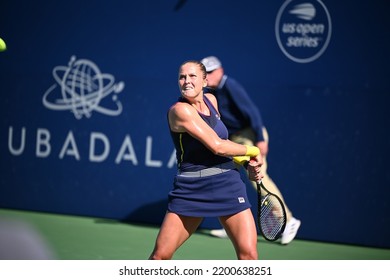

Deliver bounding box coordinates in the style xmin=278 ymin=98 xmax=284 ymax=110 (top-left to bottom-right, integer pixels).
xmin=0 ymin=38 xmax=7 ymax=52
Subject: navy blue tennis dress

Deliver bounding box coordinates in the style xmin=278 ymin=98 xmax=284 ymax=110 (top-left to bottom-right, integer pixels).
xmin=167 ymin=95 xmax=251 ymax=217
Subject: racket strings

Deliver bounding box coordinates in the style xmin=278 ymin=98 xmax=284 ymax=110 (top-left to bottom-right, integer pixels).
xmin=259 ymin=195 xmax=286 ymax=240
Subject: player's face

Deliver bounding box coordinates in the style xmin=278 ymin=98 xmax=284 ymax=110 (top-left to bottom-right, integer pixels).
xmin=178 ymin=63 xmax=206 ymax=99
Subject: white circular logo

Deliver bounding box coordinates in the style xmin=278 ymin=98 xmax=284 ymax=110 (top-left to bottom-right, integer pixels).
xmin=275 ymin=0 xmax=332 ymax=63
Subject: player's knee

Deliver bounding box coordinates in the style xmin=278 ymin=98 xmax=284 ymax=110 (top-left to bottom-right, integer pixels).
xmin=149 ymin=249 xmax=173 ymax=260
xmin=149 ymin=253 xmax=171 ymax=260
xmin=237 ymin=249 xmax=258 ymax=260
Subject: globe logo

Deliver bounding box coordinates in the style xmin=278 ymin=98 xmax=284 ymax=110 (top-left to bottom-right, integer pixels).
xmin=275 ymin=0 xmax=332 ymax=63
xmin=43 ymin=56 xmax=124 ymax=119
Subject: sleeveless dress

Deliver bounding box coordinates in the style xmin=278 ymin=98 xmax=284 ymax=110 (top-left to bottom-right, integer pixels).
xmin=167 ymin=95 xmax=251 ymax=217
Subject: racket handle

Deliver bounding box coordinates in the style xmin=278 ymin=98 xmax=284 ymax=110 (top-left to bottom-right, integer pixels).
xmin=247 ymin=159 xmax=262 ymax=183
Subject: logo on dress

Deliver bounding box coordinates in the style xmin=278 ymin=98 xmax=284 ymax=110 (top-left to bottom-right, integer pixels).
xmin=238 ymin=197 xmax=246 ymax=203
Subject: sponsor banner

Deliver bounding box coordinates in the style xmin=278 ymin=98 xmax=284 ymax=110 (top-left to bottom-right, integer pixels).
xmin=1 ymin=0 xmax=389 ymax=248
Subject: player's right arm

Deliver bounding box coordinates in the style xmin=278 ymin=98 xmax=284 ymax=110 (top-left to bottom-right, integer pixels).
xmin=168 ymin=102 xmax=256 ymax=158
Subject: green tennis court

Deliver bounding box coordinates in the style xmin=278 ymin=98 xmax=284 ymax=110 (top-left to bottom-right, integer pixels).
xmin=1 ymin=208 xmax=389 ymax=260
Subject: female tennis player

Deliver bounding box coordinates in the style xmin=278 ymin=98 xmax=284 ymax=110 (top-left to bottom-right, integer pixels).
xmin=148 ymin=60 xmax=263 ymax=260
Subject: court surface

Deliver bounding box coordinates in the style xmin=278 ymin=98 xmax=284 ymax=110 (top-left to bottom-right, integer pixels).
xmin=1 ymin=208 xmax=389 ymax=260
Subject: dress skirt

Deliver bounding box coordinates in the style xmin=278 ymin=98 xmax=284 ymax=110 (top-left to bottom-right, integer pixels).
xmin=167 ymin=168 xmax=251 ymax=217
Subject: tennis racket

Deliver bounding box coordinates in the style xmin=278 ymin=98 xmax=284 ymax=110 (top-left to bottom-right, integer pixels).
xmin=256 ymin=180 xmax=287 ymax=242
xmin=233 ymin=155 xmax=287 ymax=241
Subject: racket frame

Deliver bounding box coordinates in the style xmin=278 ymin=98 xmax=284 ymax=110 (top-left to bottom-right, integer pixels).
xmin=256 ymin=181 xmax=287 ymax=242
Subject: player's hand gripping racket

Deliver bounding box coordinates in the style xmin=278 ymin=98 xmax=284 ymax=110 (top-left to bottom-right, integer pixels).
xmin=233 ymin=156 xmax=287 ymax=241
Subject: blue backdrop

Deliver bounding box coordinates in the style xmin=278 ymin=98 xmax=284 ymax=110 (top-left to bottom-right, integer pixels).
xmin=1 ymin=0 xmax=389 ymax=249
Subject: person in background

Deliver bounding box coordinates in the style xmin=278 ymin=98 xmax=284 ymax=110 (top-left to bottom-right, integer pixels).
xmin=149 ymin=60 xmax=263 ymax=260
xmin=201 ymin=56 xmax=301 ymax=245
